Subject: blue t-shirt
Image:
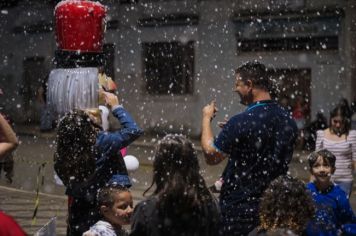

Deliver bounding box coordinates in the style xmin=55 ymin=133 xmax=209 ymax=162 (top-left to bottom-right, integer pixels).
xmin=306 ymin=182 xmax=356 ymax=236
xmin=214 ymin=100 xmax=297 ymax=214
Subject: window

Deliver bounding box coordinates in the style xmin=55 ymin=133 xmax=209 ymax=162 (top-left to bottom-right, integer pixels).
xmin=234 ymin=15 xmax=341 ymax=53
xmin=0 ymin=0 xmax=19 ymax=8
xmin=103 ymin=43 xmax=115 ymax=80
xmin=237 ymin=36 xmax=338 ymax=52
xmin=119 ymin=0 xmax=139 ymax=4
xmin=22 ymin=56 xmax=48 ymax=123
xmin=143 ymin=41 xmax=194 ymax=95
xmin=138 ymin=14 xmax=199 ymax=27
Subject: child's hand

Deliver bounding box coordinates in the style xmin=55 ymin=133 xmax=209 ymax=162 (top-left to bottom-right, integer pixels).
xmin=217 ymin=117 xmax=229 ymax=129
xmin=102 ymin=91 xmax=119 ymax=108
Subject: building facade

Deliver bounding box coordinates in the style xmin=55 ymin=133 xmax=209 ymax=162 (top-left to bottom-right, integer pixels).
xmin=0 ymin=0 xmax=355 ymax=136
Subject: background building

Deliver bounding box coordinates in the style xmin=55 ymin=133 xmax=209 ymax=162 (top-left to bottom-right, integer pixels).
xmin=0 ymin=0 xmax=355 ymax=137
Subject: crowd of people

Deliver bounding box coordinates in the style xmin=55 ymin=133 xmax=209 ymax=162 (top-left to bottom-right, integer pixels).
xmin=0 ymin=61 xmax=356 ymax=236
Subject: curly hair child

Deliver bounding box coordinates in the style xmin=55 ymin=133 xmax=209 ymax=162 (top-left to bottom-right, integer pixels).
xmin=250 ymin=175 xmax=315 ymax=235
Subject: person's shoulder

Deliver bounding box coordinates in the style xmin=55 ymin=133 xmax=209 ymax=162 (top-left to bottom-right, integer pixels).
xmin=82 ymin=230 xmax=97 ymax=236
xmin=135 ymin=196 xmax=157 ymax=212
xmin=271 ymin=102 xmax=295 ymax=120
xmin=84 ymin=220 xmax=115 ymax=235
xmin=223 ymin=112 xmax=247 ymax=127
xmin=306 ymin=182 xmax=316 ymax=191
xmin=316 ymin=129 xmax=325 ymax=136
xmin=232 ymin=110 xmax=249 ymax=119
xmin=332 ymin=184 xmax=348 ymax=198
xmin=306 ymin=182 xmax=321 ymax=198
xmin=139 ymin=195 xmax=157 ymax=203
xmin=132 ymin=197 xmax=159 ymax=227
xmin=348 ymin=130 xmax=356 ymax=138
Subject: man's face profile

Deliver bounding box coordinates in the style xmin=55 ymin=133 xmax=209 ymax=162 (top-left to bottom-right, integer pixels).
xmin=234 ymin=73 xmax=253 ymax=105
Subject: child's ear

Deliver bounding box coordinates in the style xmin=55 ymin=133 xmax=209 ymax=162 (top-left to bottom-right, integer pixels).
xmin=331 ymin=167 xmax=336 ymax=174
xmin=100 ymin=205 xmax=109 ymax=215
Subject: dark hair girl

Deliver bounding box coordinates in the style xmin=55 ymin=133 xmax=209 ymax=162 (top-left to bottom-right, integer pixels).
xmin=131 ymin=134 xmax=219 ymax=236
xmin=252 ymin=175 xmax=315 ymax=235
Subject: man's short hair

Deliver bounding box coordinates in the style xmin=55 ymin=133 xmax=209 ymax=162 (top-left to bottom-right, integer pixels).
xmin=235 ymin=61 xmax=270 ymax=91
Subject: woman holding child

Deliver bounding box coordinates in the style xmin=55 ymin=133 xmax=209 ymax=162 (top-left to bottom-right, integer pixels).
xmin=315 ymin=103 xmax=356 ymax=197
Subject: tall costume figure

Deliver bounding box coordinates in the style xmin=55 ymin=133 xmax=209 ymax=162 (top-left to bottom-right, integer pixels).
xmin=48 ymin=0 xmax=111 ymax=115
xmin=48 ymin=2 xmax=143 ymax=235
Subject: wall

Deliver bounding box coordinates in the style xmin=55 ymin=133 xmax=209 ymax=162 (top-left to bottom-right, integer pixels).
xmin=0 ymin=0 xmax=353 ymax=136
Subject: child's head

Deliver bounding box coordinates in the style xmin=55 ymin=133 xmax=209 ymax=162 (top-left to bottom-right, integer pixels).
xmin=54 ymin=109 xmax=98 ymax=186
xmin=144 ymin=134 xmax=218 ymax=235
xmin=259 ymin=175 xmax=315 ymax=234
xmin=98 ymin=185 xmax=133 ymax=227
xmin=150 ymin=134 xmax=200 ymax=193
xmin=308 ymin=149 xmax=336 ymax=185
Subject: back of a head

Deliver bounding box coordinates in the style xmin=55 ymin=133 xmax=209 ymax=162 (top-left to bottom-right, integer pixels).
xmin=152 ymin=134 xmax=199 ymax=189
xmin=147 ymin=134 xmax=218 ymax=235
xmin=235 ymin=61 xmax=270 ymax=91
xmin=316 ymin=112 xmax=326 ymax=122
xmin=259 ymin=175 xmax=315 ymax=234
xmin=54 ymin=110 xmax=97 ymax=186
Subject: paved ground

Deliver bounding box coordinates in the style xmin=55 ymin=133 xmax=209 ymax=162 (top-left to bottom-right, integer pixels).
xmin=0 ymin=186 xmax=67 ymax=235
xmin=0 ymin=125 xmax=354 ymax=235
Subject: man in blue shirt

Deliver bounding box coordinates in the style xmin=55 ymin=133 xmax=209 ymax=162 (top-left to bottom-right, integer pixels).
xmin=201 ymin=62 xmax=298 ymax=235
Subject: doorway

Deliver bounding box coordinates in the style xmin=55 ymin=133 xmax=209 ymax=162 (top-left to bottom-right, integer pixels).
xmin=268 ymin=68 xmax=311 ymax=120
xmin=268 ymin=68 xmax=312 ymax=150
xmin=21 ymin=57 xmax=48 ymax=123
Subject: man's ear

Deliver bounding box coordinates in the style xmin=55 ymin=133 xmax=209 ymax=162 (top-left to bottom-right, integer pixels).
xmin=246 ymin=79 xmax=253 ymax=87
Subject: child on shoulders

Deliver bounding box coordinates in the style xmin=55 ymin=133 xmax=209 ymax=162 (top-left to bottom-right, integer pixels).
xmin=306 ymin=149 xmax=356 ymax=236
xmin=83 ymin=185 xmax=133 ymax=236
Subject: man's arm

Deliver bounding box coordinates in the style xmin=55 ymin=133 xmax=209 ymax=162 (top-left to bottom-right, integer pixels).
xmin=201 ymin=101 xmax=226 ymax=165
xmin=0 ymin=114 xmax=18 ymax=158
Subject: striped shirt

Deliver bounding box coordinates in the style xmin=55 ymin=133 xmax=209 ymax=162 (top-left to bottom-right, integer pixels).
xmin=315 ymin=130 xmax=356 ymax=182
